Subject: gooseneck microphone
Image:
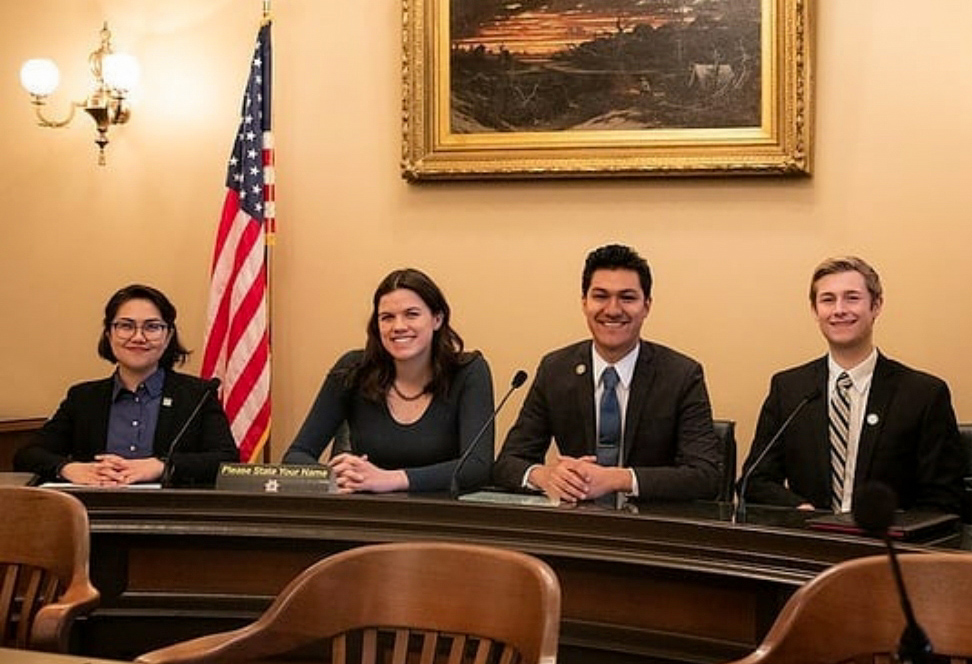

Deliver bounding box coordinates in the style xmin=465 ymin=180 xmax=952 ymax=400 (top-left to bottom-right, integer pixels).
xmin=449 ymin=370 xmax=528 ymax=498
xmin=854 ymin=482 xmax=934 ymax=664
xmin=734 ymin=388 xmax=820 ymax=523
xmin=160 ymin=378 xmax=221 ymax=488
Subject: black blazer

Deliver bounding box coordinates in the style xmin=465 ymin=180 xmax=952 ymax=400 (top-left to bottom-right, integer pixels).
xmin=14 ymin=371 xmax=239 ymax=486
xmin=741 ymin=354 xmax=965 ymax=513
xmin=493 ymin=340 xmax=721 ymax=501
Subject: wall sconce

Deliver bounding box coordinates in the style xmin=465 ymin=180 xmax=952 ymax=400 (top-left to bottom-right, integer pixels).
xmin=20 ymin=23 xmax=139 ymax=165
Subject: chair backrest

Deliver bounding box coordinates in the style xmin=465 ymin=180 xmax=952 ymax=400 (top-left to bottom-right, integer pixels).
xmin=958 ymin=423 xmax=972 ymax=523
xmin=0 ymin=486 xmax=99 ymax=652
xmin=136 ymin=541 xmax=561 ymax=664
xmin=723 ymin=552 xmax=972 ymax=664
xmin=713 ymin=419 xmax=737 ymax=502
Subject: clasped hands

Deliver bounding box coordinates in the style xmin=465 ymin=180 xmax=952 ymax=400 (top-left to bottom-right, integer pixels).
xmin=327 ymin=452 xmax=408 ymax=494
xmin=528 ymin=454 xmax=631 ymax=503
xmin=60 ymin=454 xmax=165 ymax=486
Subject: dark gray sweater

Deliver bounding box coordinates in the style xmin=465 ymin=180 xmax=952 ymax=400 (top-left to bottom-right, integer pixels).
xmin=283 ymin=350 xmax=494 ymax=492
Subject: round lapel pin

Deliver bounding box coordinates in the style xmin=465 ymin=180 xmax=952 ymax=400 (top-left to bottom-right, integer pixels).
xmin=575 ymin=363 xmax=586 ymax=375
xmin=866 ymin=413 xmax=879 ymax=426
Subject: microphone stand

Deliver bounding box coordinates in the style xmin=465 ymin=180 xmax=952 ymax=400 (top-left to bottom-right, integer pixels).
xmin=449 ymin=370 xmax=527 ymax=498
xmin=160 ymin=379 xmax=219 ymax=488
xmin=883 ymin=533 xmax=933 ymax=664
xmin=854 ymin=482 xmax=934 ymax=664
xmin=734 ymin=390 xmax=819 ymax=523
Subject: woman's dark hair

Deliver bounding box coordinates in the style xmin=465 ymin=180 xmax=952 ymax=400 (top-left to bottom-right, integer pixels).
xmin=97 ymin=284 xmax=191 ymax=369
xmin=356 ymin=269 xmax=464 ymax=402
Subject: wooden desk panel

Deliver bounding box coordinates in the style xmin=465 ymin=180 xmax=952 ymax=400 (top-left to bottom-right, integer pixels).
xmin=0 ymin=418 xmax=45 ymax=472
xmin=69 ymin=490 xmax=947 ymax=664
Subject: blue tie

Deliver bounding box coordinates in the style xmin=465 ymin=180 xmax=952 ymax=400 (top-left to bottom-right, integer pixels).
xmin=597 ymin=367 xmax=621 ymax=468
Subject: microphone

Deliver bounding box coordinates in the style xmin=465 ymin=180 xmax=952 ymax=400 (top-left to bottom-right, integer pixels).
xmin=854 ymin=482 xmax=934 ymax=664
xmin=734 ymin=388 xmax=820 ymax=523
xmin=160 ymin=378 xmax=221 ymax=488
xmin=449 ymin=370 xmax=528 ymax=498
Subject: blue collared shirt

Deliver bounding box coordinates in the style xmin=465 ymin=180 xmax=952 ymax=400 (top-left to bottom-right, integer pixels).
xmin=106 ymin=368 xmax=166 ymax=458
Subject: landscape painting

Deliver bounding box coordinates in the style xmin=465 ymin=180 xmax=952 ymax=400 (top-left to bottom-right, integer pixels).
xmin=450 ymin=0 xmax=762 ymax=133
xmin=402 ymin=0 xmax=813 ymax=180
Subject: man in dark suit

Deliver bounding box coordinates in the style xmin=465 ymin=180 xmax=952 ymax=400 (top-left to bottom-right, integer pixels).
xmin=741 ymin=256 xmax=965 ymax=514
xmin=493 ymin=245 xmax=721 ymax=504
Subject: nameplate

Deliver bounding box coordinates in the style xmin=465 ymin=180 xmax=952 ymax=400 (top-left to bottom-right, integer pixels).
xmin=215 ymin=463 xmax=332 ymax=494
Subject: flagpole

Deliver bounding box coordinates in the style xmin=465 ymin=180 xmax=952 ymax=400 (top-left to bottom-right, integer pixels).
xmin=263 ymin=240 xmax=273 ymax=463
xmin=262 ymin=8 xmax=274 ymax=462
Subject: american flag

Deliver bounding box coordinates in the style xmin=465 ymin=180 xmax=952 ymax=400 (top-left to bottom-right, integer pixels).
xmin=201 ymin=22 xmax=273 ymax=463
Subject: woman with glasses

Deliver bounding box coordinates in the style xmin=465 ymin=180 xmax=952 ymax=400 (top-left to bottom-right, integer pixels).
xmin=283 ymin=268 xmax=495 ymax=494
xmin=14 ymin=284 xmax=239 ymax=486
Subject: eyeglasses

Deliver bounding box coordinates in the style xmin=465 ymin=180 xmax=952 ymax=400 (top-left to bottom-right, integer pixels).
xmin=110 ymin=319 xmax=169 ymax=341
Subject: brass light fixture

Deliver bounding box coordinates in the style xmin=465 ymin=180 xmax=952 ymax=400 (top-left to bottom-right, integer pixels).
xmin=20 ymin=23 xmax=139 ymax=165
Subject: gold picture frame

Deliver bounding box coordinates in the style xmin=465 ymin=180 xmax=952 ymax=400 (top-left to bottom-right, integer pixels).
xmin=402 ymin=0 xmax=813 ymax=181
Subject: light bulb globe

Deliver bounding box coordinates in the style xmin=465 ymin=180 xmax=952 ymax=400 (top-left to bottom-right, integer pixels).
xmin=20 ymin=59 xmax=60 ymax=96
xmin=103 ymin=53 xmax=139 ymax=93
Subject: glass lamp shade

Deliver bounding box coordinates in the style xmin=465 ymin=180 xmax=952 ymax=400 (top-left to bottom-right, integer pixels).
xmin=102 ymin=53 xmax=139 ymax=92
xmin=20 ymin=59 xmax=60 ymax=96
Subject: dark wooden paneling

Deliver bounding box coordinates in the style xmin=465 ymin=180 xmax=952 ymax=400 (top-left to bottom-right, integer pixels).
xmin=66 ymin=490 xmax=958 ymax=664
xmin=0 ymin=418 xmax=45 ymax=472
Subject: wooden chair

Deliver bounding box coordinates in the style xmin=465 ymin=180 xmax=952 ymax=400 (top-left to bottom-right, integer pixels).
xmin=0 ymin=486 xmax=100 ymax=652
xmin=136 ymin=541 xmax=561 ymax=664
xmin=722 ymin=552 xmax=972 ymax=664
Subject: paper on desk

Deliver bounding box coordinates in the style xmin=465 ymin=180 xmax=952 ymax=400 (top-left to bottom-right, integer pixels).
xmin=458 ymin=490 xmax=559 ymax=507
xmin=40 ymin=482 xmax=162 ymax=489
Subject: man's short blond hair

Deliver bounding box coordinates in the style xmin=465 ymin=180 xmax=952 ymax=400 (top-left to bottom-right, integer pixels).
xmin=809 ymin=256 xmax=883 ymax=307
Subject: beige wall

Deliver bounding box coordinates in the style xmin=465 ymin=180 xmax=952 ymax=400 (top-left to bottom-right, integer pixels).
xmin=2 ymin=1 xmax=971 ymax=470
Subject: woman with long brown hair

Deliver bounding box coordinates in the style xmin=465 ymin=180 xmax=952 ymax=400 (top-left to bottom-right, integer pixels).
xmin=283 ymin=269 xmax=494 ymax=493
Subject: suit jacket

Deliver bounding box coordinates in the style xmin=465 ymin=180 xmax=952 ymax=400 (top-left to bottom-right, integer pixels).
xmin=493 ymin=340 xmax=721 ymax=501
xmin=14 ymin=371 xmax=239 ymax=487
xmin=741 ymin=354 xmax=965 ymax=513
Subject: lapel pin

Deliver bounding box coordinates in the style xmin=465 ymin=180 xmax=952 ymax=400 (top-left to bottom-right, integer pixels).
xmin=866 ymin=413 xmax=879 ymax=425
xmin=162 ymin=397 xmax=173 ymax=407
xmin=575 ymin=363 xmax=586 ymax=375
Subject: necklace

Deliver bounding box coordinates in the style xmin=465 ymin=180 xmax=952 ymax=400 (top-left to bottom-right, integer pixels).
xmin=391 ymin=382 xmax=427 ymax=401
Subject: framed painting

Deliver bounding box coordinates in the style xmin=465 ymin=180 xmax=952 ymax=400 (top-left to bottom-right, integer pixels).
xmin=402 ymin=0 xmax=813 ymax=180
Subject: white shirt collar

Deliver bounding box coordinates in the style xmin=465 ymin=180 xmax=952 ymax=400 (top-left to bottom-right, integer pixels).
xmin=827 ymin=348 xmax=878 ymax=395
xmin=592 ymin=343 xmax=640 ymax=389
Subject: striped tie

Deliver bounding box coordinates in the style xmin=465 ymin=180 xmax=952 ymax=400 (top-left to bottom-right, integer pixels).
xmin=829 ymin=372 xmax=853 ymax=512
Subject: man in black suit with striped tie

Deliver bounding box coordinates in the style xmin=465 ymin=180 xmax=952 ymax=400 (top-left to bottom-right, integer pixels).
xmin=740 ymin=256 xmax=965 ymax=514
